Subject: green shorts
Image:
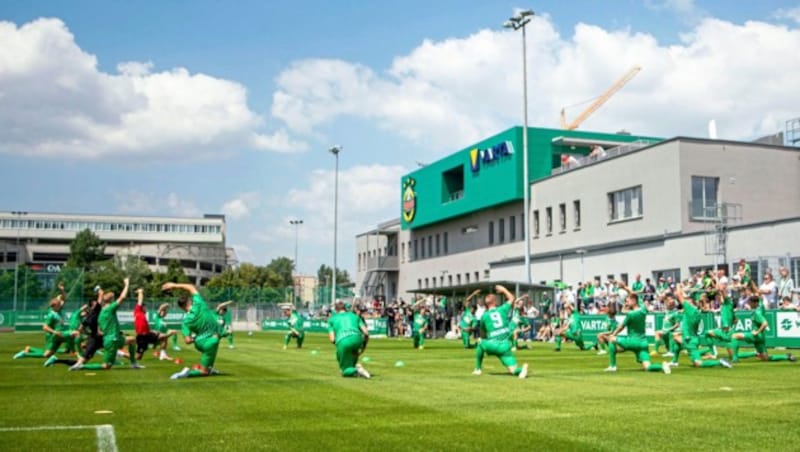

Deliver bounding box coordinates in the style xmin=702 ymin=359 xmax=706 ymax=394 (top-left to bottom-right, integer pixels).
xmin=194 ymin=335 xmax=220 ymax=369
xmin=741 ymin=332 xmax=767 ymax=354
xmin=335 ymin=335 xmax=363 ymax=373
xmin=45 ymin=334 xmax=65 ymax=353
xmin=616 ymin=336 xmax=650 ymax=362
xmin=479 ymin=340 xmax=517 ymax=367
xmin=706 ymin=328 xmax=731 ymax=342
xmin=565 ymin=330 xmax=582 ymax=341
xmin=102 ymin=334 xmax=126 ymax=366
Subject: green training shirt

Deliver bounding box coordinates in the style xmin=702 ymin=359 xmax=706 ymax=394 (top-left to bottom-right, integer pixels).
xmin=182 ymin=293 xmax=219 ymax=339
xmin=622 ymin=302 xmax=647 ymax=339
xmin=412 ymin=312 xmax=428 ymax=333
xmin=288 ymin=312 xmax=304 ymax=332
xmin=480 ymin=302 xmax=512 ymax=342
xmin=327 ymin=311 xmax=362 ymax=344
xmin=44 ymin=309 xmax=63 ymax=338
xmin=98 ymin=302 xmax=120 ymax=338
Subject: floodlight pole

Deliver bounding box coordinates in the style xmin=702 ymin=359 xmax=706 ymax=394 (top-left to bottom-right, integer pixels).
xmin=290 ymin=219 xmax=303 ymax=305
xmin=329 ymin=146 xmax=341 ymax=305
xmin=504 ymin=9 xmax=535 ymax=285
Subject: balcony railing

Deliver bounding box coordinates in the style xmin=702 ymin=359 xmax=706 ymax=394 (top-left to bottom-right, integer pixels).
xmin=551 ymin=139 xmax=658 ymax=175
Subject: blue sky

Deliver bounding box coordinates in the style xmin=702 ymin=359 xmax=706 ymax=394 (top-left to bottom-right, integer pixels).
xmin=1 ymin=0 xmax=799 ymax=275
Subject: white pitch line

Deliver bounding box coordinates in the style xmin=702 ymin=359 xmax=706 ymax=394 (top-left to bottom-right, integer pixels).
xmin=0 ymin=425 xmax=97 ymax=432
xmin=96 ymin=424 xmax=118 ymax=452
xmin=0 ymin=424 xmax=118 ymax=452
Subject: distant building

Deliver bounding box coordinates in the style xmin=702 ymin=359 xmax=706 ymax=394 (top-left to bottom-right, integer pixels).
xmin=293 ymin=274 xmax=317 ymax=305
xmin=0 ymin=211 xmax=228 ymax=284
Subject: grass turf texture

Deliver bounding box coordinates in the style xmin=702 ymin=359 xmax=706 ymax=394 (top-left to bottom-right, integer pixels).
xmin=1 ymin=332 xmax=799 ymax=451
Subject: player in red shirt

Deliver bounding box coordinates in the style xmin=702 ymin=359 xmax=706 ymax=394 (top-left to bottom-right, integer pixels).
xmin=133 ymin=288 xmax=169 ymax=362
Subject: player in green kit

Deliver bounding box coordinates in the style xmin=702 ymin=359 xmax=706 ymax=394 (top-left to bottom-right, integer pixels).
xmin=705 ymin=281 xmax=735 ymax=358
xmin=473 ymin=285 xmax=528 ymax=378
xmin=283 ymin=305 xmax=305 ymax=349
xmin=411 ymin=303 xmax=429 ymax=349
xmin=68 ymin=278 xmax=142 ymax=371
xmin=327 ymin=301 xmax=371 ymax=378
xmin=215 ymin=300 xmax=235 ymax=349
xmin=596 ymin=303 xmax=618 ymax=355
xmin=730 ymin=295 xmax=796 ymax=363
xmin=554 ymin=303 xmax=595 ymax=352
xmin=153 ymin=303 xmax=180 ymax=360
xmin=667 ymin=289 xmax=731 ymax=369
xmin=164 ymin=282 xmax=223 ymax=379
xmin=14 ymin=284 xmax=76 ymax=364
xmin=605 ymin=286 xmax=670 ymax=374
xmin=653 ymin=295 xmax=681 ymax=357
xmin=458 ymin=289 xmax=481 ymax=348
xmin=511 ymin=298 xmax=532 ymax=350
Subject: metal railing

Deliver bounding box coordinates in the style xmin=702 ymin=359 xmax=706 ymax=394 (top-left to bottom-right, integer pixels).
xmin=551 ymin=139 xmax=658 ymax=175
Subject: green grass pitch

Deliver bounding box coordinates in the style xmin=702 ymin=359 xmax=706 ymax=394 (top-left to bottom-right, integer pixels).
xmin=1 ymin=332 xmax=799 ymax=451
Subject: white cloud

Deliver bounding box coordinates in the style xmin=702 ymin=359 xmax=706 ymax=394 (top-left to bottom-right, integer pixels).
xmin=0 ymin=18 xmax=306 ymax=159
xmin=115 ymin=191 xmax=202 ymax=217
xmin=270 ymin=16 xmax=800 ymax=145
xmin=229 ymin=243 xmax=253 ymax=264
xmin=774 ymin=7 xmax=800 ymax=24
xmin=221 ymin=192 xmax=260 ymax=220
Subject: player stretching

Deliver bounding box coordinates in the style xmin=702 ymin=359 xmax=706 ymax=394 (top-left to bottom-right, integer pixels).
xmin=668 ymin=288 xmax=731 ymax=369
xmin=605 ymin=290 xmax=670 ymax=374
xmin=70 ymin=278 xmax=142 ymax=371
xmin=730 ymin=296 xmax=795 ymax=363
xmin=554 ymin=303 xmax=595 ymax=352
xmin=596 ymin=303 xmax=618 ymax=355
xmin=327 ymin=300 xmax=371 ymax=378
xmin=511 ymin=297 xmax=532 ymax=350
xmin=283 ymin=305 xmax=305 ymax=349
xmin=133 ymin=288 xmax=173 ymax=362
xmin=14 ymin=283 xmax=76 ymax=364
xmin=165 ymin=282 xmax=223 ymax=379
xmin=411 ymin=303 xmax=429 ymax=349
xmin=653 ymin=295 xmax=681 ymax=357
xmin=473 ymin=285 xmax=528 ymax=378
xmin=153 ymin=303 xmax=179 ymax=359
xmin=458 ymin=289 xmax=481 ymax=349
xmin=216 ymin=300 xmax=235 ymax=349
xmin=704 ymin=282 xmax=735 ymax=358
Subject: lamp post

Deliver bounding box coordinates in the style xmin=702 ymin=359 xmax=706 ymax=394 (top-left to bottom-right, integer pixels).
xmin=504 ymin=9 xmax=535 ymax=285
xmin=329 ymin=145 xmax=342 ymax=305
xmin=12 ymin=211 xmax=28 ymax=312
xmin=289 ymin=219 xmax=303 ymax=306
xmin=576 ymin=249 xmax=587 ymax=283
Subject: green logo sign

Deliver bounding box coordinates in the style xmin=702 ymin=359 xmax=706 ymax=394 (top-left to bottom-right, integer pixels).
xmin=782 ymin=318 xmax=792 ymax=331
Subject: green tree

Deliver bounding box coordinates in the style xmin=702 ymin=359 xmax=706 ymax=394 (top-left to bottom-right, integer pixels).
xmin=266 ymin=257 xmax=294 ymax=287
xmin=65 ymin=229 xmax=106 ymax=269
xmin=316 ymin=264 xmax=351 ymax=286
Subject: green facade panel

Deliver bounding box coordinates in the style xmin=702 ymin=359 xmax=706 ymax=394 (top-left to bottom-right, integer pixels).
xmin=401 ymin=126 xmax=660 ymax=230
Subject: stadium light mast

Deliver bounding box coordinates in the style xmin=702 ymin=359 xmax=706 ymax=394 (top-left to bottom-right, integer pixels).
xmin=328 ymin=146 xmax=342 ymax=305
xmin=12 ymin=211 xmax=27 ymax=312
xmin=503 ymin=8 xmax=535 ymax=285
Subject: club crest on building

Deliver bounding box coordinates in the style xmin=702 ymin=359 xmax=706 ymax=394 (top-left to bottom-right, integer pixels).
xmin=402 ymin=178 xmax=417 ymax=223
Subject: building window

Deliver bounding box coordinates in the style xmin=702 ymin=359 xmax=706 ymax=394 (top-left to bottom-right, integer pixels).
xmin=462 ymin=225 xmax=478 ymax=234
xmin=465 ymin=273 xmax=470 ymax=284
xmin=425 ymin=278 xmax=429 ymax=288
xmin=499 ymin=218 xmax=505 ymax=243
xmin=474 ymin=271 xmax=479 ymax=282
xmin=559 ymin=203 xmax=566 ymax=232
xmin=545 ymin=207 xmax=553 ymax=235
xmin=608 ymin=186 xmax=643 ymax=222
xmin=488 ymin=221 xmax=494 ymax=245
xmin=457 ymin=274 xmax=462 ymax=285
xmin=443 ymin=232 xmax=448 ymax=254
xmin=509 ymin=216 xmax=516 ymax=241
xmin=435 ymin=234 xmax=440 ymax=256
xmin=519 ymin=212 xmax=524 ymax=240
xmin=653 ymin=268 xmax=681 ymax=283
xmin=400 ymin=243 xmax=405 ymax=263
xmin=574 ymin=200 xmax=581 ymax=229
xmin=448 ymin=274 xmax=453 ymax=286
xmin=533 ymin=210 xmax=540 ymax=237
xmin=442 ymin=166 xmax=465 ymax=203
xmin=417 ymin=239 xmax=423 ymax=259
xmin=427 ymin=236 xmax=432 ymax=258
xmin=690 ymin=176 xmax=719 ymax=219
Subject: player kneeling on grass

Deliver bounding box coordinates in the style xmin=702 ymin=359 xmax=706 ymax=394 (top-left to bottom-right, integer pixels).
xmin=653 ymin=296 xmax=680 ymax=357
xmin=457 ymin=290 xmax=481 ymax=349
xmin=596 ymin=303 xmax=618 ymax=355
xmin=667 ymin=289 xmax=731 ymax=369
xmin=164 ymin=282 xmax=223 ymax=379
xmin=327 ymin=300 xmax=371 ymax=378
xmin=511 ymin=296 xmax=532 ymax=350
xmin=605 ymin=288 xmax=670 ymax=374
xmin=133 ymin=288 xmax=173 ymax=362
xmin=730 ymin=295 xmax=795 ymax=364
xmin=554 ymin=302 xmax=595 ymax=352
xmin=70 ymin=278 xmax=143 ymax=371
xmin=283 ymin=305 xmax=305 ymax=349
xmin=473 ymin=285 xmax=528 ymax=379
xmin=216 ymin=300 xmax=235 ymax=349
xmin=153 ymin=303 xmax=179 ymax=360
xmin=15 ymin=283 xmax=78 ymax=365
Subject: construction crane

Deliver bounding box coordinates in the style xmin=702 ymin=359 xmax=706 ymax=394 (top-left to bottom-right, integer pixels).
xmin=560 ymin=66 xmax=641 ymax=130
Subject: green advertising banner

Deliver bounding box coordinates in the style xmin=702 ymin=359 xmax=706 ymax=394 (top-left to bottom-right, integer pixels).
xmin=0 ymin=311 xmax=14 ymax=329
xmin=577 ymin=310 xmax=800 ymax=348
xmin=11 ymin=310 xmax=185 ymax=332
xmin=262 ymin=317 xmax=388 ymax=336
